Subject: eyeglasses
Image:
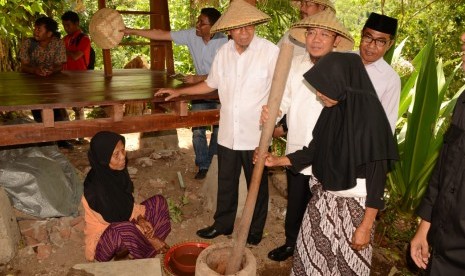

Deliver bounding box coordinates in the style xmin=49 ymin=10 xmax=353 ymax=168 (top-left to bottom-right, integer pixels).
xmin=361 ymin=35 xmax=390 ymax=47
xmin=305 ymin=29 xmax=336 ymax=40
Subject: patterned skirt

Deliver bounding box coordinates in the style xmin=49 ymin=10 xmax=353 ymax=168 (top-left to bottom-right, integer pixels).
xmin=94 ymin=195 xmax=171 ymax=261
xmin=291 ymin=177 xmax=373 ymax=276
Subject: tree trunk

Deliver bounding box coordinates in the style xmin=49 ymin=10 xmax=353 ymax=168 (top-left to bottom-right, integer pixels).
xmin=0 ymin=38 xmax=15 ymax=72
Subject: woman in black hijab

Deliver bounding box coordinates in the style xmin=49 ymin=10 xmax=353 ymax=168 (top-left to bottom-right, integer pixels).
xmin=257 ymin=52 xmax=398 ymax=275
xmin=82 ymin=131 xmax=171 ymax=262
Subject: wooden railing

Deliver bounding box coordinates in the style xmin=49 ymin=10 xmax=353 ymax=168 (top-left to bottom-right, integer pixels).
xmin=0 ymin=69 xmax=219 ymax=146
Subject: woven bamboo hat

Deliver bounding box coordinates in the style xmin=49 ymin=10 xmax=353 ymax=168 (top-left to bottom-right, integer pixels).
xmin=290 ymin=0 xmax=336 ymax=13
xmin=210 ymin=0 xmax=271 ymax=34
xmin=289 ymin=10 xmax=354 ymax=51
xmin=89 ymin=8 xmax=125 ymax=49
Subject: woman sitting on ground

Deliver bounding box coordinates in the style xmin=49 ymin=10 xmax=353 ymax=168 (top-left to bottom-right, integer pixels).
xmin=82 ymin=131 xmax=171 ymax=261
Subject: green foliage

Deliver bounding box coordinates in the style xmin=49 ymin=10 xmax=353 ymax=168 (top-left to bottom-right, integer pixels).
xmin=271 ymin=137 xmax=287 ymax=157
xmin=167 ymin=195 xmax=188 ymax=223
xmin=387 ymin=31 xmax=465 ymax=213
xmin=85 ymin=106 xmax=106 ymax=119
xmin=256 ymin=0 xmax=298 ymax=44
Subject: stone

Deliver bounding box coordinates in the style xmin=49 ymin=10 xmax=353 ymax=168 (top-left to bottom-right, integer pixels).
xmin=201 ymin=156 xmax=247 ymax=218
xmin=35 ymin=244 xmax=52 ymax=260
xmin=49 ymin=231 xmax=65 ymax=248
xmin=0 ymin=188 xmax=20 ymax=264
xmin=140 ymin=130 xmax=179 ymax=151
xmin=69 ymin=216 xmax=84 ymax=227
xmin=135 ymin=157 xmax=153 ymax=167
xmin=127 ymin=166 xmax=138 ymax=175
xmin=149 ymin=178 xmax=167 ymax=188
xmin=270 ymin=169 xmax=288 ymax=197
xmin=149 ymin=152 xmax=162 ymax=159
xmin=126 ymin=148 xmax=154 ymax=160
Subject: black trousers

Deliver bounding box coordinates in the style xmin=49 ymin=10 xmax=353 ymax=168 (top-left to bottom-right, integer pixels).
xmin=284 ymin=169 xmax=311 ymax=247
xmin=213 ymin=144 xmax=269 ymax=235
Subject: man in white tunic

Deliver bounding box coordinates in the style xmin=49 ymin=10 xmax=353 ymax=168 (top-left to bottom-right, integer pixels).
xmin=267 ymin=11 xmax=355 ymax=262
xmin=155 ymin=0 xmax=279 ymax=245
xmin=359 ymin=12 xmax=400 ymax=131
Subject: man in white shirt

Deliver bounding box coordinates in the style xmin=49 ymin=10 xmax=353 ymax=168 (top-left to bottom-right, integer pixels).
xmin=278 ymin=0 xmax=336 ymax=59
xmin=265 ymin=10 xmax=354 ymax=262
xmin=359 ymin=12 xmax=401 ymax=131
xmin=122 ymin=8 xmax=228 ymax=180
xmin=155 ymin=0 xmax=279 ymax=245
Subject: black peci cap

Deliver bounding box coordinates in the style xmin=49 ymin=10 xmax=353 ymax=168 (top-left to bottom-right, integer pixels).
xmin=363 ymin=12 xmax=398 ymax=36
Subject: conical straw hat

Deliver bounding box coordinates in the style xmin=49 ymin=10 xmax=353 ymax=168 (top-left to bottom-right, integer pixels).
xmin=210 ymin=0 xmax=271 ymax=33
xmin=89 ymin=8 xmax=125 ymax=49
xmin=290 ymin=0 xmax=336 ymax=13
xmin=289 ymin=10 xmax=354 ymax=51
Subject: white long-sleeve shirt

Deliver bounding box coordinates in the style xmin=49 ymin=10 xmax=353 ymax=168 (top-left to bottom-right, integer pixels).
xmin=280 ymin=53 xmax=323 ymax=175
xmin=358 ymin=51 xmax=401 ymax=132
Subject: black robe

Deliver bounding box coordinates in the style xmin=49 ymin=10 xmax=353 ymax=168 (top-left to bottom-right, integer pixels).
xmin=287 ymin=52 xmax=398 ymax=210
xmin=416 ymin=91 xmax=465 ymax=274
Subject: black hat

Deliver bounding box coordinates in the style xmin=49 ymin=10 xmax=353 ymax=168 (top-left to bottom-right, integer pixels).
xmin=363 ymin=12 xmax=398 ymax=36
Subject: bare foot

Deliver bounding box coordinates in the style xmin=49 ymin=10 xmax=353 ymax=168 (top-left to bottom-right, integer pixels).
xmin=148 ymin=237 xmax=170 ymax=254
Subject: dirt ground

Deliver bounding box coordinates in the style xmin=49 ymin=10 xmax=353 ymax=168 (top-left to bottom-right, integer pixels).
xmin=1 ymin=128 xmax=406 ymax=276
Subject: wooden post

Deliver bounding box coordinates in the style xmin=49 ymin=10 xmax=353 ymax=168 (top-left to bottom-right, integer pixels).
xmin=97 ymin=0 xmax=113 ymax=77
xmin=225 ymin=42 xmax=294 ymax=275
xmin=41 ymin=109 xmax=54 ymax=128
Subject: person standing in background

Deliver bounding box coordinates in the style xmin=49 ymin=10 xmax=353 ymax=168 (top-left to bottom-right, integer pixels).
xmin=358 ymin=12 xmax=401 ymax=131
xmin=62 ymin=11 xmax=91 ymax=71
xmin=19 ymin=17 xmax=73 ymax=149
xmin=122 ymin=8 xmax=227 ymax=180
xmin=409 ymin=32 xmax=465 ymax=275
xmin=266 ymin=10 xmax=355 ymax=262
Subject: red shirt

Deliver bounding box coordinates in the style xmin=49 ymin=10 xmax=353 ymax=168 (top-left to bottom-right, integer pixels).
xmin=63 ymin=30 xmax=91 ymax=70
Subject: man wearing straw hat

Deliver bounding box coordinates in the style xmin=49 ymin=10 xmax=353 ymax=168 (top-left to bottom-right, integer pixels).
xmin=155 ymin=0 xmax=279 ymax=245
xmin=268 ymin=0 xmax=336 ymax=261
xmin=280 ymin=0 xmax=336 ymax=57
xmin=262 ymin=10 xmax=354 ymax=262
xmin=122 ymin=8 xmax=227 ymax=180
xmin=358 ymin=12 xmax=400 ymax=131
xmin=273 ymin=0 xmax=335 ymax=139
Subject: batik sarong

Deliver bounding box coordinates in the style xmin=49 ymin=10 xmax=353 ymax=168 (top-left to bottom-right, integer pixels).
xmin=291 ymin=177 xmax=373 ymax=276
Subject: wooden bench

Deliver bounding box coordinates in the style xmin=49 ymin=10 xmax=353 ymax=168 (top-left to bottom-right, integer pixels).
xmin=0 ymin=69 xmax=219 ymax=146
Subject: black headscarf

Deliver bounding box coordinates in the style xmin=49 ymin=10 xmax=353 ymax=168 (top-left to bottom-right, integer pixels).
xmin=303 ymin=52 xmax=398 ymax=191
xmin=84 ymin=131 xmax=134 ymax=222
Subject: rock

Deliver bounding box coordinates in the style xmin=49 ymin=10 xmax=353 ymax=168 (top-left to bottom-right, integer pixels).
xmin=35 ymin=244 xmax=52 ymax=260
xmin=69 ymin=216 xmax=84 ymax=227
xmin=24 ymin=236 xmax=40 ymax=247
xmin=126 ymin=148 xmax=155 ymax=160
xmin=49 ymin=232 xmax=65 ymax=248
xmin=270 ymin=170 xmax=287 ymax=197
xmin=157 ymin=150 xmax=176 ymax=158
xmin=135 ymin=157 xmax=153 ymax=167
xmin=19 ymin=220 xmax=49 ymax=244
xmin=150 ymin=152 xmax=162 ymax=159
xmin=127 ymin=166 xmax=138 ymax=175
xmin=72 ymin=220 xmax=85 ymax=233
xmin=60 ymin=227 xmax=72 ymax=239
xmin=149 ymin=178 xmax=167 ymax=188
